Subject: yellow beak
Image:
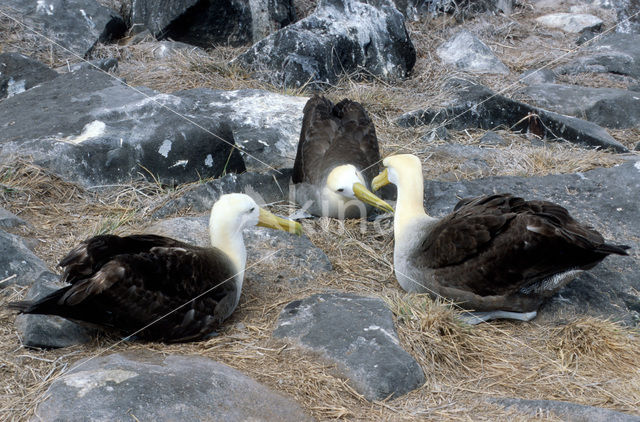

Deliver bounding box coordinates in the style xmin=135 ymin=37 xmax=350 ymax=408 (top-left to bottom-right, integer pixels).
xmin=257 ymin=208 xmax=303 ymax=236
xmin=371 ymin=169 xmax=390 ymax=192
xmin=353 ymin=182 xmax=394 ymax=214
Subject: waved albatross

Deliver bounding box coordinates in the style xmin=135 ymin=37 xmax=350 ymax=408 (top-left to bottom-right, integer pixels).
xmin=372 ymin=154 xmax=630 ymax=323
xmin=292 ymin=95 xmax=393 ymax=218
xmin=10 ymin=194 xmax=302 ymax=342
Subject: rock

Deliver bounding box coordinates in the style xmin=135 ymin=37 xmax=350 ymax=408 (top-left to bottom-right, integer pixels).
xmin=15 ymin=272 xmax=96 ymax=349
xmin=183 ymin=89 xmax=308 ymax=171
xmin=0 ymin=229 xmax=49 ymax=288
xmin=420 ymin=126 xmax=449 ymax=142
xmin=5 ymin=0 xmax=126 ymax=57
xmin=393 ymin=0 xmax=514 ymax=20
xmin=153 ymin=169 xmax=293 ymax=218
xmin=131 ymin=0 xmax=296 ymax=47
xmin=611 ymin=0 xmax=640 ymax=34
xmin=521 ymin=83 xmax=640 ymax=129
xmin=0 ymin=53 xmax=58 ymax=99
xmin=426 ymin=144 xmax=492 ymax=179
xmin=536 ymin=13 xmax=603 ymax=33
xmin=395 ymin=80 xmax=629 ymax=153
xmin=33 ymin=351 xmax=312 ymax=422
xmin=0 ymin=207 xmax=29 ymax=229
xmin=558 ymin=33 xmax=640 ymax=80
xmin=274 ymin=292 xmax=425 ymax=400
xmin=420 ymin=161 xmax=640 ymax=325
xmin=234 ymin=0 xmax=416 ymax=89
xmin=436 ymin=29 xmax=509 ymax=74
xmin=147 ymin=40 xmax=207 ymax=60
xmin=67 ymin=58 xmax=118 ymax=73
xmin=519 ymin=68 xmax=556 ymax=85
xmin=478 ymin=130 xmax=508 ymax=145
xmin=492 ymin=398 xmax=640 ymax=422
xmin=630 ymin=84 xmax=640 ymax=92
xmin=0 ymin=68 xmax=246 ymax=187
xmin=145 ymin=214 xmax=332 ymax=283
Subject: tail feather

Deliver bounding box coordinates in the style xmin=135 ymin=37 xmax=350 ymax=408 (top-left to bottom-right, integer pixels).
xmin=597 ymin=243 xmax=631 ymax=256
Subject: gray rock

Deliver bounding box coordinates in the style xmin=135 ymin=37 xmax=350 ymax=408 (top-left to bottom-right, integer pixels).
xmin=145 ymin=214 xmax=332 ymax=283
xmin=630 ymin=84 xmax=640 ymax=92
xmin=478 ymin=130 xmax=508 ymax=145
xmin=612 ymin=0 xmax=640 ymax=34
xmin=519 ymin=68 xmax=556 ymax=85
xmin=0 ymin=53 xmax=58 ymax=99
xmin=536 ymin=13 xmax=603 ymax=33
xmin=234 ymin=0 xmax=416 ymax=89
xmin=436 ymin=29 xmax=509 ymax=74
xmin=420 ymin=126 xmax=449 ymax=142
xmin=521 ymin=83 xmax=640 ymax=129
xmin=420 ymin=161 xmax=640 ymax=325
xmin=274 ymin=292 xmax=425 ymax=400
xmin=558 ymin=33 xmax=640 ymax=79
xmin=183 ymin=89 xmax=308 ymax=171
xmin=392 ymin=0 xmax=514 ymax=20
xmin=131 ymin=0 xmax=295 ymax=47
xmin=15 ymin=272 xmax=96 ymax=349
xmin=147 ymin=40 xmax=207 ymax=60
xmin=0 ymin=68 xmax=246 ymax=187
xmin=493 ymin=397 xmax=640 ymax=422
xmin=396 ymin=80 xmax=629 ymax=153
xmin=4 ymin=0 xmax=126 ymax=57
xmin=0 ymin=229 xmax=49 ymax=288
xmin=152 ymin=169 xmax=293 ymax=218
xmin=67 ymin=58 xmax=118 ymax=73
xmin=32 ymin=351 xmax=312 ymax=422
xmin=0 ymin=207 xmax=28 ymax=229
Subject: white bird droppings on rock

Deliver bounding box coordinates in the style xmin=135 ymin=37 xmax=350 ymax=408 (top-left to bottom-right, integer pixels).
xmin=63 ymin=369 xmax=138 ymax=398
xmin=158 ymin=139 xmax=172 ymax=157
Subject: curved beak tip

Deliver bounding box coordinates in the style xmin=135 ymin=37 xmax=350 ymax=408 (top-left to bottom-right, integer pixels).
xmin=371 ymin=169 xmax=390 ymax=192
xmin=353 ymin=183 xmax=394 ymax=214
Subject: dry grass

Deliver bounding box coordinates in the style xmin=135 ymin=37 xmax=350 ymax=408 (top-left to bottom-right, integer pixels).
xmin=1 ymin=0 xmax=640 ymax=420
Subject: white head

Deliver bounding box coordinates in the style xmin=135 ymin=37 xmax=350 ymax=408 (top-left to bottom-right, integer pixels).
xmin=325 ymin=164 xmax=394 ymax=214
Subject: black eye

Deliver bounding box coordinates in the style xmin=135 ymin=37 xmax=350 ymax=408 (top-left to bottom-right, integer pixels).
xmin=337 ymin=188 xmax=344 ymax=192
xmin=249 ymin=207 xmax=255 ymax=212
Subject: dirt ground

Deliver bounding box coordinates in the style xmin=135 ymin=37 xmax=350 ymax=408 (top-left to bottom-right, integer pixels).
xmin=1 ymin=1 xmax=639 ymax=420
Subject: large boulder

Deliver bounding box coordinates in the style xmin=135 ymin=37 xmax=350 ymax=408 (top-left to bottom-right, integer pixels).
xmin=0 ymin=53 xmax=58 ymax=99
xmin=520 ymin=83 xmax=640 ymax=129
xmin=32 ymin=351 xmax=313 ymax=422
xmin=612 ymin=0 xmax=640 ymax=34
xmin=234 ymin=0 xmax=416 ymax=89
xmin=3 ymin=0 xmax=126 ymax=57
xmin=558 ymin=33 xmax=640 ymax=80
xmin=0 ymin=68 xmax=246 ymax=187
xmin=493 ymin=398 xmax=640 ymax=422
xmin=130 ymin=0 xmax=296 ymax=47
xmin=396 ymin=79 xmax=629 ymax=152
xmin=436 ymin=29 xmax=509 ymax=74
xmin=274 ymin=292 xmax=425 ymax=400
xmin=535 ymin=13 xmax=603 ymax=33
xmin=419 ymin=161 xmax=640 ymax=325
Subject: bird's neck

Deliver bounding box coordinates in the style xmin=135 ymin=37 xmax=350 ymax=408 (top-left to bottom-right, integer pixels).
xmin=209 ymin=221 xmax=247 ymax=278
xmin=393 ymin=170 xmax=433 ymax=240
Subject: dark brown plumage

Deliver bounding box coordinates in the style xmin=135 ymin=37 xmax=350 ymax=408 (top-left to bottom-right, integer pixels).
xmin=293 ymin=95 xmax=381 ymax=185
xmin=373 ymin=154 xmax=630 ymax=322
xmin=10 ymin=234 xmax=238 ymax=342
xmin=291 ymin=95 xmax=393 ymax=218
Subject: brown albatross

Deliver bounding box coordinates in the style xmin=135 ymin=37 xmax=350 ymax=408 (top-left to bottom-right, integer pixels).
xmin=10 ymin=194 xmax=302 ymax=342
xmin=372 ymin=154 xmax=630 ymax=323
xmin=292 ymin=95 xmax=394 ymax=218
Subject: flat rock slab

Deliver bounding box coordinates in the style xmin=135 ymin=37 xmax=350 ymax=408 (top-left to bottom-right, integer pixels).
xmin=396 ymin=80 xmax=628 ymax=153
xmin=235 ymin=0 xmax=416 ymax=89
xmin=0 ymin=68 xmax=246 ymax=187
xmin=274 ymin=292 xmax=425 ymax=400
xmin=189 ymin=89 xmax=308 ymax=171
xmin=492 ymin=398 xmax=640 ymax=422
xmin=146 ymin=214 xmax=332 ymax=283
xmin=15 ymin=272 xmax=96 ymax=349
xmin=32 ymin=351 xmax=312 ymax=422
xmin=436 ymin=29 xmax=509 ymax=74
xmin=0 ymin=206 xmax=29 ymax=229
xmin=558 ymin=33 xmax=640 ymax=80
xmin=521 ymin=83 xmax=640 ymax=129
xmin=536 ymin=13 xmax=603 ymax=33
xmin=0 ymin=229 xmax=48 ymax=288
xmin=0 ymin=53 xmax=58 ymax=99
xmin=3 ymin=0 xmax=126 ymax=57
xmin=152 ymin=169 xmax=293 ymax=218
xmin=420 ymin=161 xmax=640 ymax=325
